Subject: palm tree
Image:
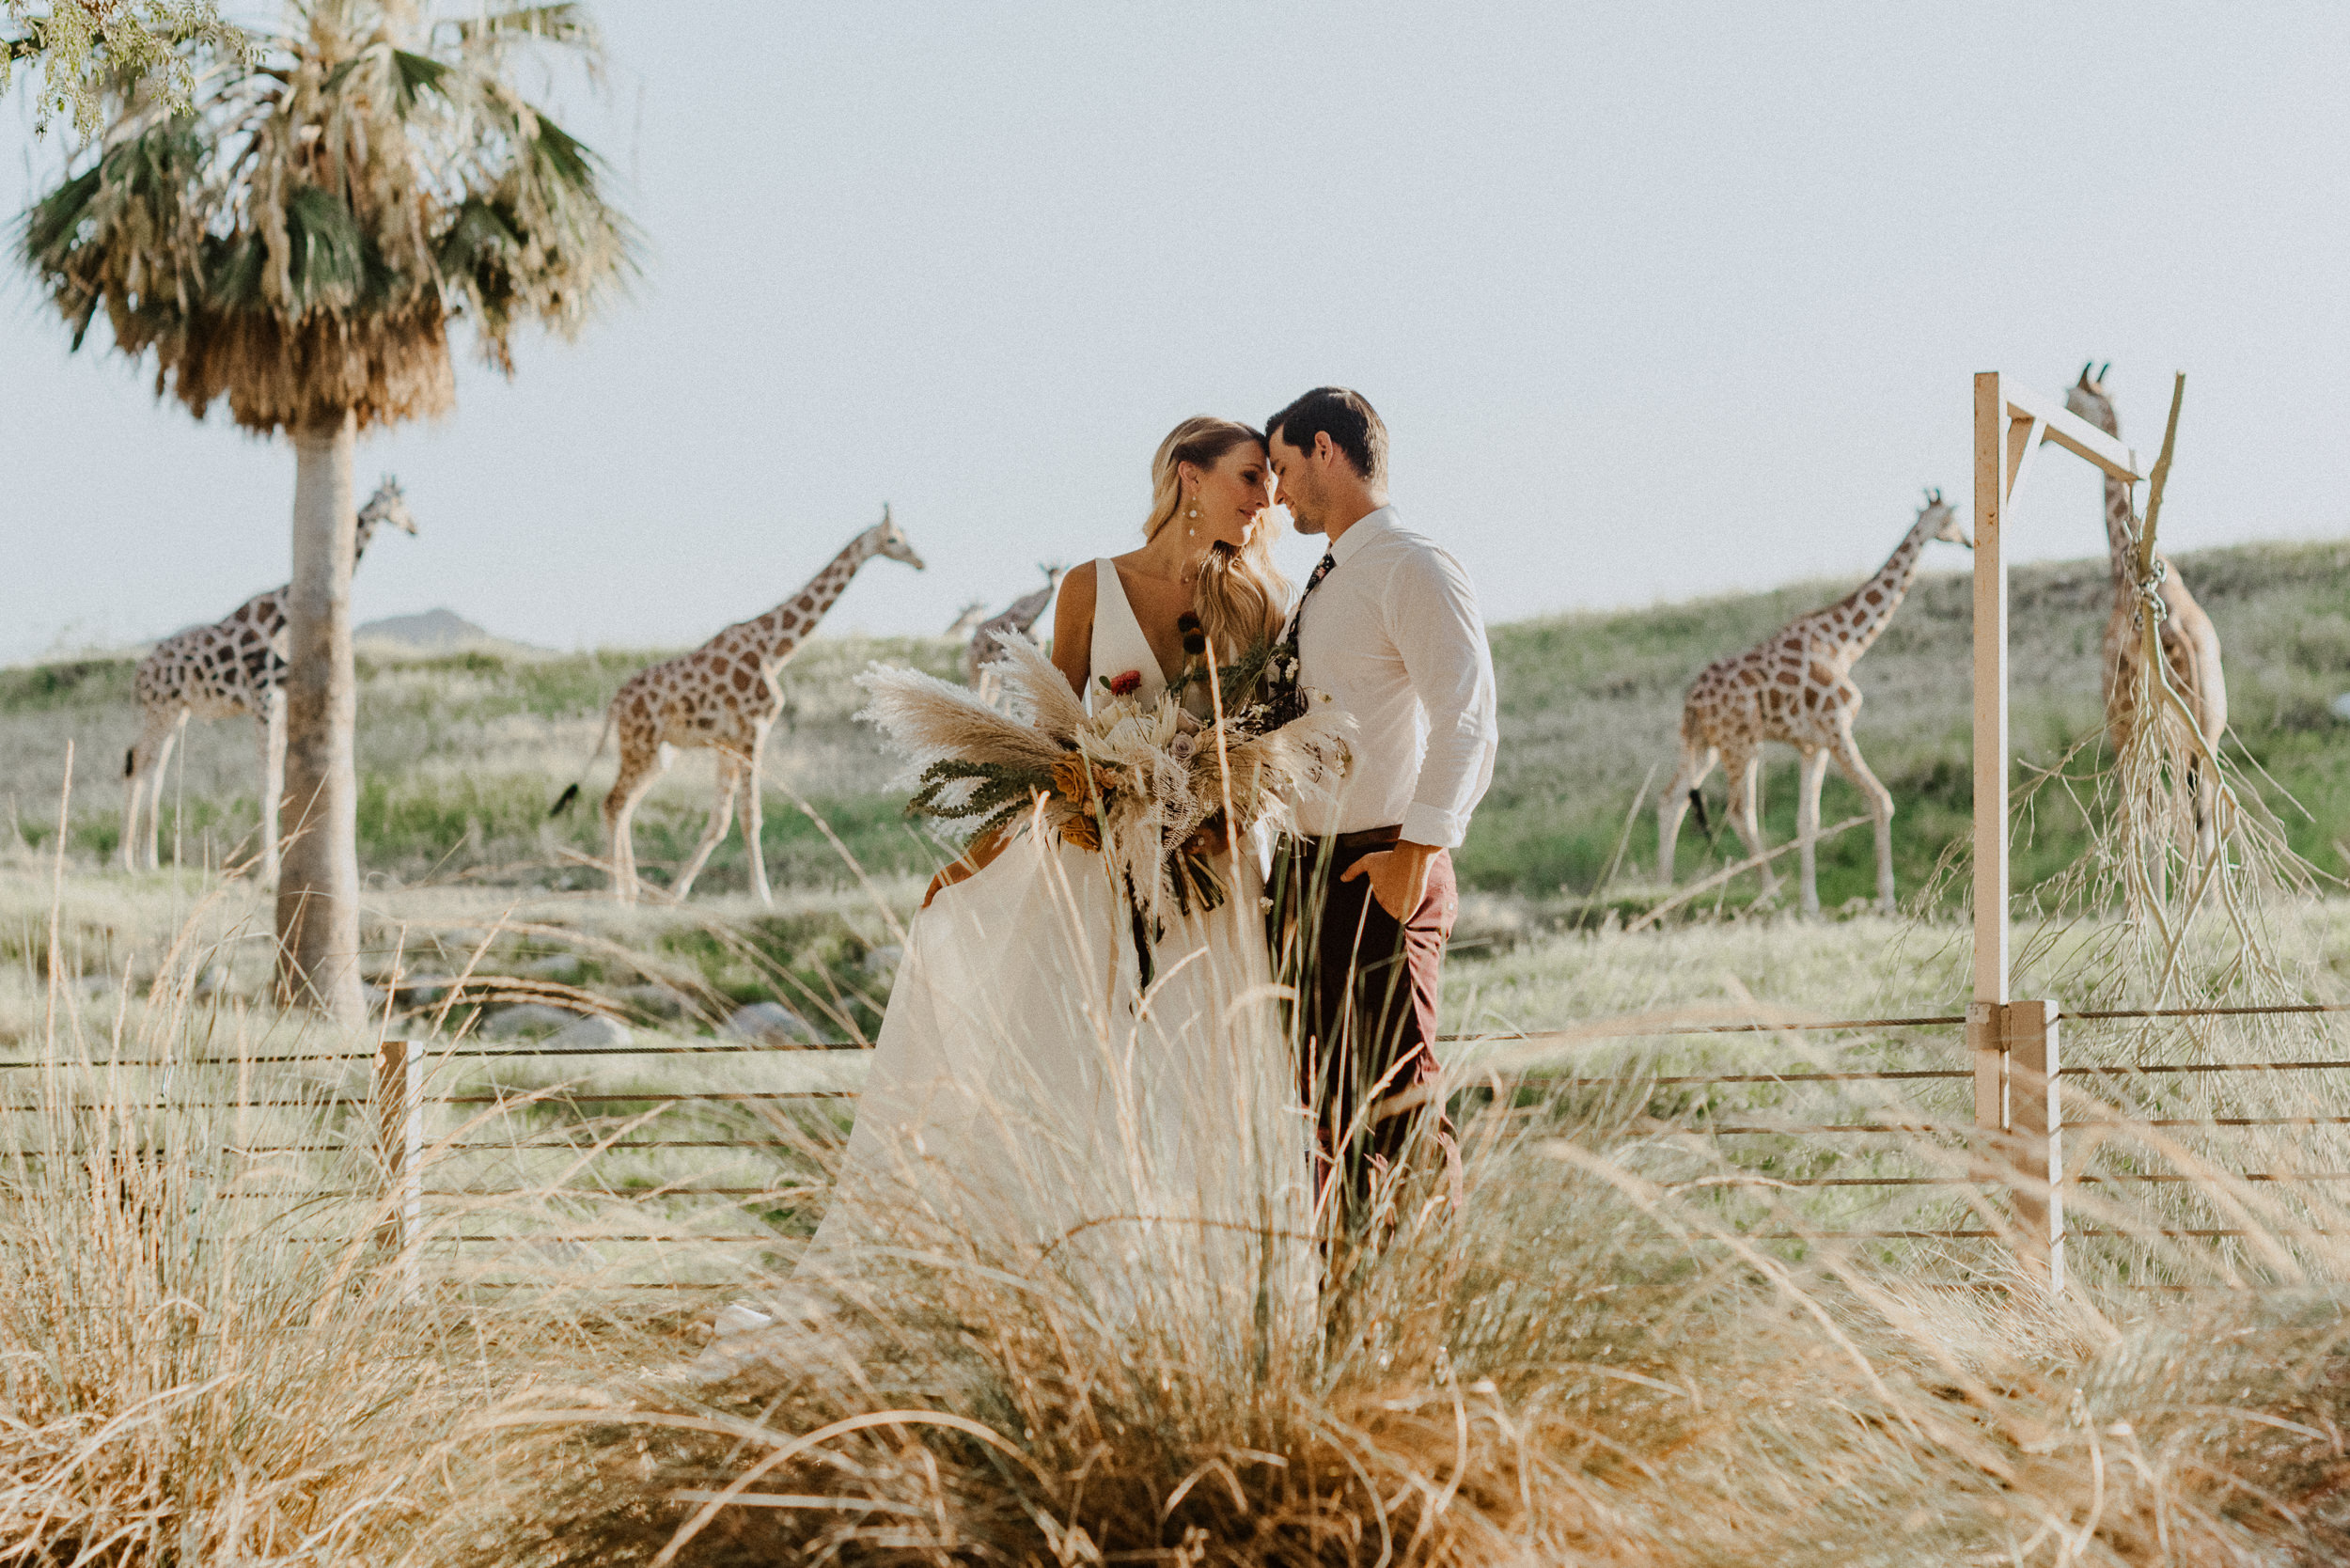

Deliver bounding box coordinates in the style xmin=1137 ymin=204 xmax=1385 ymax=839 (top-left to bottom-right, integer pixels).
xmin=5 ymin=1 xmax=241 ymax=135
xmin=18 ymin=0 xmax=635 ymax=1022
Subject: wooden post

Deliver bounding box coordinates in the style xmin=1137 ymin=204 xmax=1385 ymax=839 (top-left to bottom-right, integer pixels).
xmin=1969 ymin=999 xmax=2005 ymax=1130
xmin=1966 ymin=998 xmax=2065 ymax=1294
xmin=1968 ymin=370 xmax=2138 ymax=1298
xmin=1971 ymin=372 xmax=2039 ymax=1018
xmin=1970 ymin=376 xmax=2020 ymax=1283
xmin=2006 ymin=998 xmax=2064 ymax=1294
xmin=375 ymin=1037 xmax=423 ymax=1294
xmin=1970 ymin=372 xmax=2004 ymax=1015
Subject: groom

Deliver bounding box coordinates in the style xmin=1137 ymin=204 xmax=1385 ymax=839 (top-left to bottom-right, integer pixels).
xmin=1263 ymin=387 xmax=1498 ymax=1228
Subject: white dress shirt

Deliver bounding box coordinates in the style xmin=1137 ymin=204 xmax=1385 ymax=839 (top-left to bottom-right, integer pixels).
xmin=1292 ymin=506 xmax=1498 ymax=847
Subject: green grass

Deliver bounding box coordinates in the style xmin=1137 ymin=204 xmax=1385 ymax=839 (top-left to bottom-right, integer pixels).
xmin=11 ymin=541 xmax=2350 ymax=910
xmin=1471 ymin=538 xmax=2350 ymax=907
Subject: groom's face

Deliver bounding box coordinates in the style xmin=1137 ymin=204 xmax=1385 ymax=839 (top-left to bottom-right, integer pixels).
xmin=1267 ymin=431 xmax=1330 ymax=535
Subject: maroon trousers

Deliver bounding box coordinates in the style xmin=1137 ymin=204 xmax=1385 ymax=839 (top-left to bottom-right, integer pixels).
xmin=1267 ymin=828 xmax=1460 ymax=1223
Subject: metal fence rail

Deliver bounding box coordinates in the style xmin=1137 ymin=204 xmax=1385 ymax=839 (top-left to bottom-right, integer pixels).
xmin=11 ymin=996 xmax=2350 ymax=1294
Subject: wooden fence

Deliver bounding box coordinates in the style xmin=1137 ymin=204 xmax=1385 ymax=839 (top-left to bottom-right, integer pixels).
xmin=16 ymin=991 xmax=2319 ymax=1296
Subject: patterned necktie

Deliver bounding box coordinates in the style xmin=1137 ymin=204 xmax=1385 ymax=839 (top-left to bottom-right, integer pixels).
xmin=1265 ymin=551 xmax=1336 ymax=721
xmin=1285 ymin=551 xmax=1338 ymax=643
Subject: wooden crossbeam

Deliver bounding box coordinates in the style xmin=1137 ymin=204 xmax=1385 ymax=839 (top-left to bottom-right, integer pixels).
xmin=2001 ymin=379 xmax=2145 ymax=483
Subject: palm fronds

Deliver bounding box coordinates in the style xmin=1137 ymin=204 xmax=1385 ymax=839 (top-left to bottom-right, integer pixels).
xmin=11 ymin=0 xmax=639 ymax=434
xmin=0 ymin=0 xmax=245 ymax=136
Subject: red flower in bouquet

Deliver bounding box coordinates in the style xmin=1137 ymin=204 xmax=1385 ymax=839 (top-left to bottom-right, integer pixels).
xmin=1107 ymin=669 xmax=1143 ymax=696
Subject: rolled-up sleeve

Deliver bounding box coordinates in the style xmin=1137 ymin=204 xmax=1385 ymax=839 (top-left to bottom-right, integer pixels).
xmin=1388 ymin=548 xmax=1498 ymax=848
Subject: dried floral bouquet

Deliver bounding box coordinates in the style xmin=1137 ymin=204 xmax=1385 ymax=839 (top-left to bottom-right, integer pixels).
xmin=856 ymin=628 xmax=1349 ymax=931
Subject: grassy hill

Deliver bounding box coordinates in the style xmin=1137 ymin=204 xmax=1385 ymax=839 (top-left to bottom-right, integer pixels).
xmin=9 ymin=538 xmax=2350 ymax=911
xmin=1467 ymin=538 xmax=2350 ymax=911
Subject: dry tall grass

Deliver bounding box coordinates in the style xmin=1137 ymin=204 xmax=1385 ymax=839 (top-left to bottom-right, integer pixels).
xmin=449 ymin=1081 xmax=2350 ymax=1567
xmin=0 ymin=899 xmax=584 ymax=1564
xmin=428 ymin=855 xmax=2350 ymax=1566
xmin=10 ymin=851 xmax=2350 ymax=1562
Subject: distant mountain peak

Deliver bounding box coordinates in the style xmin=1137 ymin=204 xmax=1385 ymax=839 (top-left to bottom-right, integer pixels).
xmin=356 ymin=608 xmax=539 ymax=653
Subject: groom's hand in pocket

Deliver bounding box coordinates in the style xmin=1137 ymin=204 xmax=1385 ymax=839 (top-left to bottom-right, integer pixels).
xmin=1342 ymin=841 xmax=1437 ymax=921
xmin=1182 ymin=814 xmax=1230 ymax=859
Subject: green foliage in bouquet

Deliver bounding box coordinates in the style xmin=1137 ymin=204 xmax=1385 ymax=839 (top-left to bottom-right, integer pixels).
xmin=906 ymin=758 xmax=1056 ymax=839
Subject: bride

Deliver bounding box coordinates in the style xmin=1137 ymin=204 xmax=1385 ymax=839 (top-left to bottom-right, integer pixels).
xmin=794 ymin=416 xmax=1316 ymax=1340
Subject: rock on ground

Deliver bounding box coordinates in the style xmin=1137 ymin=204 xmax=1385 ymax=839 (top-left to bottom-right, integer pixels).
xmin=384 ymin=973 xmax=454 ymax=1004
xmin=481 ymin=1002 xmax=584 ymax=1039
xmin=542 ymin=1013 xmax=633 ymax=1052
xmin=617 ymin=982 xmax=694 ymax=1021
xmin=725 ymin=1001 xmax=817 ymax=1044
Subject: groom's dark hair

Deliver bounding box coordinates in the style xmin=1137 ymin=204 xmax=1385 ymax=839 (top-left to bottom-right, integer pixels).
xmin=1265 ymin=387 xmax=1387 ymax=486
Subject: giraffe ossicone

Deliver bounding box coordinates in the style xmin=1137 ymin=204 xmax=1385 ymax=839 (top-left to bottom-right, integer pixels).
xmin=120 ymin=478 xmax=418 ymax=879
xmin=568 ymin=506 xmax=925 ymax=907
xmin=1658 ymin=489 xmax=1970 ymax=917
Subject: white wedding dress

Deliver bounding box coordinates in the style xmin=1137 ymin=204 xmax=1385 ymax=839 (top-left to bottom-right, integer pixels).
xmin=797 ymin=560 xmax=1315 ymax=1343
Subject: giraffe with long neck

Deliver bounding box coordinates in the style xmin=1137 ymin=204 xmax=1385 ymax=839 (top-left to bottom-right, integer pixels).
xmin=2063 ymin=364 xmax=2227 ymax=761
xmin=568 ymin=508 xmax=925 ymax=905
xmin=1658 ymin=492 xmax=1970 ymax=915
xmin=964 ymin=562 xmax=1066 ymax=698
xmin=120 ymin=478 xmax=418 ymax=878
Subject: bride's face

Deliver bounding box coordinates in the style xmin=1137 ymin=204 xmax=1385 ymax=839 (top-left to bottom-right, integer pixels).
xmin=1185 ymin=442 xmax=1274 ymax=553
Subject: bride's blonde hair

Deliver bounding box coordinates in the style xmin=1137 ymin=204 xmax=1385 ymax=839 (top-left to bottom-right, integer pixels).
xmin=1144 ymin=416 xmax=1291 ymax=660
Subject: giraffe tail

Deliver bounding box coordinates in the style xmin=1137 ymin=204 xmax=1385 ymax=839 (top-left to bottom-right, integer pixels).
xmin=1688 ymin=788 xmax=1712 ymax=837
xmin=550 ymin=710 xmax=618 ymax=818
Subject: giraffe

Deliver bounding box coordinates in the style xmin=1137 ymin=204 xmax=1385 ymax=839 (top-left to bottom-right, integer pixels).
xmin=964 ymin=562 xmax=1067 ymax=698
xmin=945 ymin=601 xmax=991 ymax=638
xmin=2062 ymin=364 xmax=2227 ymax=775
xmin=1658 ymin=491 xmax=1971 ymax=916
xmin=557 ymin=508 xmax=925 ymax=906
xmin=120 ymin=478 xmax=419 ymax=878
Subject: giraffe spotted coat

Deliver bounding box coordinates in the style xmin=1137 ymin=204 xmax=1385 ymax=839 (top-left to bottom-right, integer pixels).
xmin=1659 ymin=493 xmax=1970 ymax=915
xmin=119 ymin=478 xmax=417 ymax=876
xmin=582 ymin=509 xmax=925 ymax=906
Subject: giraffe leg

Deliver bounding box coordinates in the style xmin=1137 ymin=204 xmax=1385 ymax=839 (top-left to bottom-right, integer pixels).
xmin=1827 ymin=731 xmax=1899 ymax=914
xmin=1794 ymin=747 xmax=1830 ymax=917
xmin=121 ymin=711 xmax=178 ymax=872
xmin=119 ymin=757 xmax=142 ymax=873
xmin=1723 ymin=750 xmax=1779 ymax=899
xmin=142 ymin=716 xmax=185 ymax=873
xmin=603 ymin=743 xmax=668 ymax=906
xmin=1656 ymin=744 xmax=1717 ymax=889
xmin=258 ymin=690 xmax=286 ymax=883
xmin=738 ymin=741 xmax=773 ymax=908
xmin=669 ymin=758 xmax=742 ymax=904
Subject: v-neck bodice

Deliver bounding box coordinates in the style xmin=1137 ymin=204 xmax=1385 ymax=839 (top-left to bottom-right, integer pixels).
xmin=1089 ymin=557 xmax=1170 ymax=713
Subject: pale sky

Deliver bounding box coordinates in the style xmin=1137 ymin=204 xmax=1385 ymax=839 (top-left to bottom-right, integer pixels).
xmin=7 ymin=3 xmax=2350 ymax=663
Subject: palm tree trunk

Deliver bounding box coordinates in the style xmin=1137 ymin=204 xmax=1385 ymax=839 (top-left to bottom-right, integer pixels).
xmin=274 ymin=412 xmax=366 ymax=1024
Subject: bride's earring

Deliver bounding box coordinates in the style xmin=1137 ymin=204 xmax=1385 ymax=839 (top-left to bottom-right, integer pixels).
xmin=1186 ymin=493 xmax=1198 ymax=537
